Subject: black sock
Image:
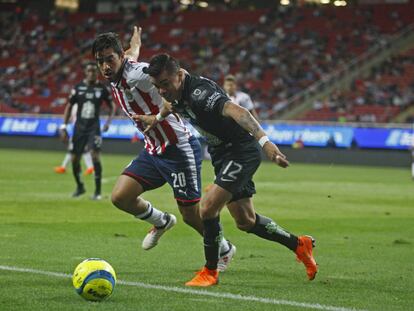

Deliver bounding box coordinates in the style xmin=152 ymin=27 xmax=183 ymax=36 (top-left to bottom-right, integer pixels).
xmin=203 ymin=217 xmax=222 ymax=270
xmin=93 ymin=161 xmax=102 ymax=195
xmin=248 ymin=213 xmax=298 ymax=251
xmin=72 ymin=161 xmax=83 ymax=188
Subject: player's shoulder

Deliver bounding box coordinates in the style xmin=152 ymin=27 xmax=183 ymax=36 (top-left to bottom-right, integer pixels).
xmin=188 ymin=75 xmax=223 ymax=102
xmin=236 ymin=90 xmax=251 ymax=99
xmin=124 ymin=60 xmax=149 ymax=76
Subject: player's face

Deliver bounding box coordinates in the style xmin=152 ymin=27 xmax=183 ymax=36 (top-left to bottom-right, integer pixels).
xmin=223 ymin=80 xmax=236 ymax=95
xmin=95 ymin=48 xmax=124 ymax=82
xmin=150 ymin=70 xmax=184 ymax=102
xmin=84 ymin=65 xmax=98 ymax=83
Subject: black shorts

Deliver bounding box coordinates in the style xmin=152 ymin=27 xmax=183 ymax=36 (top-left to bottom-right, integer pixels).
xmin=209 ymin=139 xmax=261 ymax=202
xmin=71 ymin=128 xmax=102 ymax=155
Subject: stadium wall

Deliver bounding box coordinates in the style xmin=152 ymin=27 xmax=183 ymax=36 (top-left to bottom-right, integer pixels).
xmin=0 ymin=135 xmax=410 ymax=168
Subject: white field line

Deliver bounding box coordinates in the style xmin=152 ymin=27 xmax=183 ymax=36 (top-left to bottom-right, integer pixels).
xmin=0 ymin=265 xmax=367 ymax=311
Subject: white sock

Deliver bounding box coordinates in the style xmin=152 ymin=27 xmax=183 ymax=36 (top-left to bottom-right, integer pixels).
xmin=411 ymin=162 xmax=414 ymax=178
xmin=61 ymin=153 xmax=71 ymax=168
xmin=83 ymin=152 xmax=93 ymax=169
xmin=135 ymin=203 xmax=167 ymax=227
xmin=219 ymin=237 xmax=230 ymax=255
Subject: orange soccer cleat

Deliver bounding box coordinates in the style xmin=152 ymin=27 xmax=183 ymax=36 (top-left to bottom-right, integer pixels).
xmin=185 ymin=267 xmax=219 ymax=287
xmin=296 ymin=235 xmax=318 ymax=281
xmin=84 ymin=167 xmax=94 ymax=175
xmin=54 ymin=166 xmax=66 ymax=174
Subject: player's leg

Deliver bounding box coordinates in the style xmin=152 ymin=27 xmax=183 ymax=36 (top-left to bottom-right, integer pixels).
xmin=227 ymin=197 xmax=317 ymax=280
xmin=82 ymin=151 xmax=94 ymax=175
xmin=185 ymin=184 xmax=230 ymax=287
xmin=71 ymin=134 xmax=87 ymax=197
xmin=112 ymin=150 xmax=176 ymax=250
xmin=160 ymin=137 xmax=234 ymax=268
xmin=55 ymin=140 xmax=72 ymax=173
xmin=89 ymin=134 xmax=103 ymax=199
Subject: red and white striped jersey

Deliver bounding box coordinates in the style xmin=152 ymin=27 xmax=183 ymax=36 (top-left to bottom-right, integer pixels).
xmin=110 ymin=60 xmax=191 ymax=155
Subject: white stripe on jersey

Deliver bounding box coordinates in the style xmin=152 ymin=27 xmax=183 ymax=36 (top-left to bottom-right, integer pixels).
xmin=176 ymin=140 xmax=199 ymax=192
xmin=110 ymin=60 xmax=191 ymax=155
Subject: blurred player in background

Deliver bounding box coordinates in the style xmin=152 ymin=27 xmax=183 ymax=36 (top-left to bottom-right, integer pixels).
xmin=138 ymin=53 xmax=317 ymax=287
xmin=59 ymin=62 xmax=115 ymax=200
xmin=223 ymin=74 xmax=259 ymax=120
xmin=54 ymin=103 xmax=94 ymax=175
xmin=91 ymin=27 xmax=235 ymax=269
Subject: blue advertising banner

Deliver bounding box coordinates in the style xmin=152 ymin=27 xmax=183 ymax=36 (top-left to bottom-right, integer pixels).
xmin=0 ymin=115 xmax=413 ymax=150
xmin=354 ymin=128 xmax=414 ymax=150
xmin=0 ymin=115 xmax=144 ymax=140
xmin=262 ymin=123 xmax=355 ymax=148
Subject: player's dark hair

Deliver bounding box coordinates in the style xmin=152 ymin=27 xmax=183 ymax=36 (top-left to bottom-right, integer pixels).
xmin=224 ymin=74 xmax=236 ymax=82
xmin=92 ymin=32 xmax=123 ymax=57
xmin=83 ymin=61 xmax=96 ymax=69
xmin=143 ymin=53 xmax=180 ymax=77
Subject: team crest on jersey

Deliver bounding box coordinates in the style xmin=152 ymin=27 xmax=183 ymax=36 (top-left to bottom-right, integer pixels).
xmin=125 ymin=89 xmax=134 ymax=101
xmin=95 ymin=90 xmax=102 ymax=98
xmin=191 ymin=88 xmax=208 ymax=101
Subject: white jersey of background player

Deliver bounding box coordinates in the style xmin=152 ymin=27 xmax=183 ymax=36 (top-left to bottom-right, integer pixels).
xmin=223 ymin=74 xmax=259 ymax=120
xmin=54 ymin=104 xmax=94 ymax=174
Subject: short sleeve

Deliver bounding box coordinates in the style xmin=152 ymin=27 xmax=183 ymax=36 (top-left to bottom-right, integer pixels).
xmin=240 ymin=93 xmax=254 ymax=111
xmin=126 ymin=61 xmax=153 ymax=92
xmin=68 ymin=87 xmax=77 ymax=105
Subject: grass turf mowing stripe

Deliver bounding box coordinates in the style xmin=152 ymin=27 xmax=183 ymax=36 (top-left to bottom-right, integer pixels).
xmin=0 ymin=265 xmax=366 ymax=311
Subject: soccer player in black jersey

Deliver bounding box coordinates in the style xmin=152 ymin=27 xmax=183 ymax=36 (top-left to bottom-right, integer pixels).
xmin=59 ymin=62 xmax=115 ymax=199
xmin=134 ymin=53 xmax=318 ymax=286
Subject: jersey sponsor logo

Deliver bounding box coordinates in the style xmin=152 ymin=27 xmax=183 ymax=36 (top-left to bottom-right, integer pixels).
xmin=86 ymin=93 xmax=94 ymax=99
xmin=206 ymin=91 xmax=221 ymax=111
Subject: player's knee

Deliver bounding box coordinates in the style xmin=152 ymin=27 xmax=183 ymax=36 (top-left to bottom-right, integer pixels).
xmin=111 ymin=189 xmax=129 ymax=210
xmin=235 ymin=218 xmax=255 ymax=232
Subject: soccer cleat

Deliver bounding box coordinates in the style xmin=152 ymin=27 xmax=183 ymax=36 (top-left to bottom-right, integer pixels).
xmin=142 ymin=213 xmax=177 ymax=250
xmin=185 ymin=267 xmax=219 ymax=287
xmin=84 ymin=167 xmax=94 ymax=175
xmin=72 ymin=185 xmax=86 ymax=197
xmin=91 ymin=194 xmax=102 ymax=200
xmin=218 ymin=241 xmax=236 ymax=272
xmin=296 ymin=235 xmax=318 ymax=280
xmin=54 ymin=166 xmax=66 ymax=174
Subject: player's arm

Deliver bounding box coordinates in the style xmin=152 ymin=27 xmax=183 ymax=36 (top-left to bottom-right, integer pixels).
xmin=124 ymin=26 xmax=141 ymax=61
xmin=131 ymin=99 xmax=173 ymax=133
xmin=59 ymin=100 xmax=73 ymax=142
xmin=249 ymin=108 xmax=260 ymax=121
xmin=222 ymin=101 xmax=289 ymax=168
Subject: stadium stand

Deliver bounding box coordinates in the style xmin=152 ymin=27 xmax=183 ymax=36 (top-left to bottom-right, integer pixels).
xmin=1 ymin=1 xmax=413 ymax=121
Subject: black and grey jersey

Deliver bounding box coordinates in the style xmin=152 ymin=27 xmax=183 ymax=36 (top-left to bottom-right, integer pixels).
xmin=69 ymin=81 xmax=111 ymax=132
xmin=172 ymin=73 xmax=254 ymax=147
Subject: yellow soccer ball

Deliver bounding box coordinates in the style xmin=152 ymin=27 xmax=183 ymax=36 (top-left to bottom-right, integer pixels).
xmin=72 ymin=258 xmax=117 ymax=301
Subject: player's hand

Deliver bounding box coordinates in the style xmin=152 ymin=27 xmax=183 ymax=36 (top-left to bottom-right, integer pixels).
xmin=132 ymin=114 xmax=158 ymax=134
xmin=124 ymin=26 xmax=142 ymax=61
xmin=59 ymin=128 xmax=69 ymax=143
xmin=102 ymin=123 xmax=110 ymax=132
xmin=130 ymin=26 xmax=141 ymax=50
xmin=263 ymin=142 xmax=289 ymax=168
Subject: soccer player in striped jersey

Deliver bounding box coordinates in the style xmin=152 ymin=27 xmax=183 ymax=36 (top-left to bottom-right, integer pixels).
xmin=91 ymin=29 xmax=235 ymax=268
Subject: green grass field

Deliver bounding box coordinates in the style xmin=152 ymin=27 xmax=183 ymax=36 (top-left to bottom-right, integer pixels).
xmin=0 ymin=148 xmax=413 ymax=311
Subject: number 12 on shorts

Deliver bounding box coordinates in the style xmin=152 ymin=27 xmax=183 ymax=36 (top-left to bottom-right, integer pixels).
xmin=221 ymin=160 xmax=243 ymax=182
